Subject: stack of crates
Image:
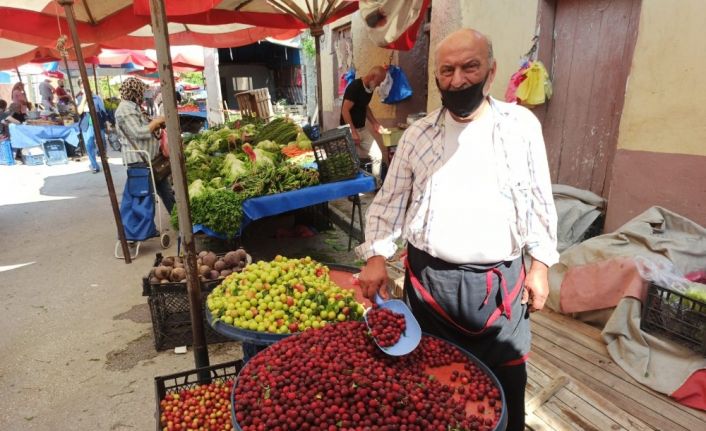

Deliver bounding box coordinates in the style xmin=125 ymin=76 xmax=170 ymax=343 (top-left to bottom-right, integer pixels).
xmin=0 ymin=140 xmax=14 ymax=166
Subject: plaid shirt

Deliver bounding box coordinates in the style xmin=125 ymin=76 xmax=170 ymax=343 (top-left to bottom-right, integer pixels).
xmin=356 ymin=97 xmax=559 ymax=267
xmin=115 ymin=100 xmax=159 ymax=165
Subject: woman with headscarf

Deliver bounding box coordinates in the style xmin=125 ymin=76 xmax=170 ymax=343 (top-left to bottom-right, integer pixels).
xmin=115 ymin=77 xmax=174 ymax=213
xmin=11 ymin=82 xmax=30 ymax=115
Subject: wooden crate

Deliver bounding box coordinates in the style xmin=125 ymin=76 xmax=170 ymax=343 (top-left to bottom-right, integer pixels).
xmin=235 ymin=88 xmax=274 ymax=120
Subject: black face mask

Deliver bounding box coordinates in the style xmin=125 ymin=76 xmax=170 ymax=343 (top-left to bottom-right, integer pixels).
xmin=436 ymin=74 xmax=489 ymax=118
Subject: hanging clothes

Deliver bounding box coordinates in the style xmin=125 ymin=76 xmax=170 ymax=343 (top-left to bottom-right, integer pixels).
xmin=515 ymin=61 xmax=553 ymax=107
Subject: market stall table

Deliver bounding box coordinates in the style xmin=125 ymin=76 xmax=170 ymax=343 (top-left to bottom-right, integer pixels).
xmin=9 ymin=123 xmax=84 ymax=149
xmin=193 ymin=172 xmax=376 ymax=241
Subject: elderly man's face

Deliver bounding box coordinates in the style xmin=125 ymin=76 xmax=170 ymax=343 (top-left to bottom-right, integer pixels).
xmin=435 ymin=39 xmax=493 ymax=91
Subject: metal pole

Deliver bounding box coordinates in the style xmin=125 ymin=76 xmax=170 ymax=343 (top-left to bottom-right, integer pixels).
xmin=149 ymin=0 xmax=210 ymax=373
xmin=58 ymin=0 xmax=133 ymax=264
xmin=15 ymin=67 xmax=22 ymax=85
xmin=312 ymin=27 xmax=324 ymax=128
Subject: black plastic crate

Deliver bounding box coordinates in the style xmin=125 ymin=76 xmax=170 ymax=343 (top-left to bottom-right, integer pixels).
xmin=148 ymin=281 xmax=232 ymax=351
xmin=154 ymin=360 xmax=243 ymax=431
xmin=312 ymin=127 xmax=360 ymax=183
xmin=641 ymin=282 xmax=706 ymax=355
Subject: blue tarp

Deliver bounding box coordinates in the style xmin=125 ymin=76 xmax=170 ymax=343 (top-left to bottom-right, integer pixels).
xmin=193 ymin=172 xmax=376 ymax=239
xmin=9 ymin=123 xmax=86 ymax=149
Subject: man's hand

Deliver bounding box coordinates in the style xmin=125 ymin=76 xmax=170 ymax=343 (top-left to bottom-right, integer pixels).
xmin=358 ymin=255 xmax=389 ymax=300
xmin=351 ymin=128 xmax=361 ymax=145
xmin=523 ymin=260 xmax=549 ymax=312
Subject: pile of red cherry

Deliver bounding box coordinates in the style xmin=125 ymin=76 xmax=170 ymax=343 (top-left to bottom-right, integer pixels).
xmin=366 ymin=305 xmax=406 ymax=347
xmin=160 ymin=380 xmax=234 ymax=431
xmin=234 ymin=321 xmax=503 ymax=431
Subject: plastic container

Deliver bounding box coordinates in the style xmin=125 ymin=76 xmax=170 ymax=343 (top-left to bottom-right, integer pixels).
xmin=641 ymin=282 xmax=706 ymax=355
xmin=42 ymin=140 xmax=68 ymax=166
xmin=21 ymin=145 xmax=45 ymax=166
xmin=0 ymin=139 xmax=14 ymax=166
xmin=312 ymin=127 xmax=360 ymax=183
xmin=381 ymin=128 xmax=404 ymax=147
xmin=154 ymin=360 xmax=243 ymax=431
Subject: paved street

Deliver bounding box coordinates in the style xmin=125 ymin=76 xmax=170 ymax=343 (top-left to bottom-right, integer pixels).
xmin=0 ymin=156 xmax=215 ymax=429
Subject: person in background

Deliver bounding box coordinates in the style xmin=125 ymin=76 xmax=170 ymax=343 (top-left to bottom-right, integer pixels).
xmin=11 ymin=82 xmax=30 ymax=116
xmin=38 ymin=79 xmax=55 ymax=110
xmin=339 ymin=66 xmax=388 ymax=179
xmin=356 ymin=29 xmax=558 ymax=431
xmin=144 ymin=85 xmax=155 ymax=116
xmin=115 ymin=77 xmax=173 ymax=213
xmin=0 ymin=99 xmax=20 ymax=139
xmin=77 ymin=79 xmax=108 ymax=173
xmin=175 ymin=89 xmax=183 ymax=105
xmin=55 ymin=79 xmax=72 ymax=105
xmin=8 ymin=102 xmax=26 ymax=123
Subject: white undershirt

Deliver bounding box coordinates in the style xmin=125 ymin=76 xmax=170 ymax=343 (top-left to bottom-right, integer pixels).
xmin=426 ymin=110 xmax=514 ymax=264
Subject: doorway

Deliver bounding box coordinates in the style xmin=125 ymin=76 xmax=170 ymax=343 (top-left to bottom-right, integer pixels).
xmin=535 ymin=0 xmax=641 ymax=197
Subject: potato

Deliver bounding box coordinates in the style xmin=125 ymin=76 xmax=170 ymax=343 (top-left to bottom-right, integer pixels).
xmin=220 ymin=269 xmax=233 ymax=277
xmin=202 ymin=252 xmax=218 ymax=268
xmin=214 ymin=260 xmax=226 ymax=272
xmin=209 ymin=270 xmax=220 ymax=280
xmin=155 ymin=265 xmax=171 ymax=280
xmin=160 ymin=279 xmax=169 ymax=284
xmin=161 ymin=257 xmax=174 ymax=267
xmin=198 ymin=251 xmax=208 ymax=258
xmin=149 ymin=277 xmax=160 ymax=284
xmin=171 ymin=267 xmax=186 ymax=282
xmin=199 ymin=265 xmax=211 ymax=277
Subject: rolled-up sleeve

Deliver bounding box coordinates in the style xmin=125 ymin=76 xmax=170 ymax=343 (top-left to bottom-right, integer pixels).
xmin=524 ymin=113 xmax=559 ymax=266
xmin=355 ymin=129 xmax=415 ymax=261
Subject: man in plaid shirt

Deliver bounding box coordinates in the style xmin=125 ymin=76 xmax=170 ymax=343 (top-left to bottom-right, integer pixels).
xmin=357 ymin=29 xmax=559 ymax=431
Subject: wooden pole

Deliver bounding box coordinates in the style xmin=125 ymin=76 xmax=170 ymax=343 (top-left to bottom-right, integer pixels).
xmin=93 ymin=64 xmax=99 ymax=97
xmin=61 ymin=56 xmax=86 ymax=155
xmin=149 ymin=0 xmax=210 ymax=372
xmin=15 ymin=67 xmax=22 ymax=85
xmin=312 ymin=26 xmax=324 ymax=127
xmin=58 ymin=0 xmax=133 ymax=264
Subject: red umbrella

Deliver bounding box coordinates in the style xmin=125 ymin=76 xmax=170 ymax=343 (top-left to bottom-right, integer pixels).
xmin=0 ymin=2 xmax=303 ymax=67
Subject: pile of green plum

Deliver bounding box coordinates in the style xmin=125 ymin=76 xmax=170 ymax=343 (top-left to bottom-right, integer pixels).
xmin=207 ymin=256 xmax=365 ymax=334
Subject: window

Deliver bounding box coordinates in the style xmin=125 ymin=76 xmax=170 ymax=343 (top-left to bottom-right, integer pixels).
xmin=232 ymin=76 xmax=253 ymax=92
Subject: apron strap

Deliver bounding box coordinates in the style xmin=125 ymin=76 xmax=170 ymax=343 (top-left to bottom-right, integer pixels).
xmin=404 ymin=255 xmax=525 ymax=336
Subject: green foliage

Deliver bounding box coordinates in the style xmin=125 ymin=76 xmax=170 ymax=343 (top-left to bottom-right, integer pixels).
xmin=180 ymin=71 xmax=205 ymax=86
xmin=301 ymin=32 xmax=316 ymax=58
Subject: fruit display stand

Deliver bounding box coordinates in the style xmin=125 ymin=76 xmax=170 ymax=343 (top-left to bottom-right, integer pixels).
xmin=229 ymin=325 xmax=508 ymax=431
xmin=155 ymin=360 xmax=244 ymax=431
xmin=206 ymin=262 xmax=372 ymax=348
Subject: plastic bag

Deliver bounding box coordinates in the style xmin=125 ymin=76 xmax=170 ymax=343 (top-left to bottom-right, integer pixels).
xmin=634 ymin=256 xmax=706 ymax=299
xmin=381 ymin=65 xmax=413 ymax=104
xmin=516 ymin=60 xmax=552 ymax=107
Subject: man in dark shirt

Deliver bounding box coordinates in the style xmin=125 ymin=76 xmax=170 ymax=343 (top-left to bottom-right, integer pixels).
xmin=339 ymin=66 xmax=387 ymax=178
